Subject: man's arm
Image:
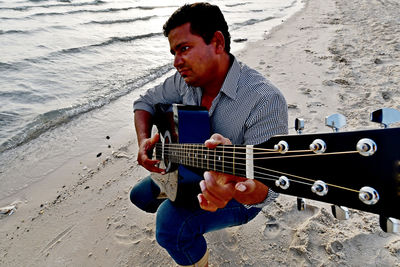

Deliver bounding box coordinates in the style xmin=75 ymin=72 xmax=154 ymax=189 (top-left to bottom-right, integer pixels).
xmin=198 ymin=92 xmax=288 ymax=212
xmin=134 ymin=110 xmax=165 ymax=174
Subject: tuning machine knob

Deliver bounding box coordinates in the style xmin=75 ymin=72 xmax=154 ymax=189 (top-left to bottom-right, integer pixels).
xmin=297 ymin=198 xmax=306 ymax=211
xmin=325 ymin=113 xmax=346 ymax=132
xmin=274 ymin=140 xmax=288 ymax=154
xmin=359 ymin=186 xmax=379 ymax=205
xmin=309 ymin=139 xmax=327 ymax=154
xmin=275 ymin=176 xmax=290 ymax=189
xmin=331 ymin=205 xmax=350 ymax=220
xmin=380 ymin=216 xmax=400 ymax=233
xmin=311 ymin=180 xmax=328 ymax=196
xmin=371 ymin=108 xmax=400 ymax=128
xmin=295 ymin=118 xmax=305 ymax=134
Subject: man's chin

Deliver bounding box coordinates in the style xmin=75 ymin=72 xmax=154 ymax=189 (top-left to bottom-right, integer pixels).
xmin=183 ymin=77 xmax=197 ymax=87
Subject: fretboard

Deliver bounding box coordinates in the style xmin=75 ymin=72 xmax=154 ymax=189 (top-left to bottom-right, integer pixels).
xmin=156 ymin=144 xmax=248 ymax=177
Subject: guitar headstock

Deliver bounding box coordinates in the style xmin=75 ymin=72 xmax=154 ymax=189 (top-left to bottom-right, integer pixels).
xmin=257 ymin=109 xmax=400 ymax=233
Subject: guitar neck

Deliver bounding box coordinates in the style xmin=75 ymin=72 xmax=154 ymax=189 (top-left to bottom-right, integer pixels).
xmin=156 ymin=144 xmax=249 ymax=177
xmin=155 ymin=126 xmax=400 ymax=221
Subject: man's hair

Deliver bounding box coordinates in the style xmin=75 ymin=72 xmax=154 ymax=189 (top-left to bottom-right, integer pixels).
xmin=163 ymin=2 xmax=231 ymax=53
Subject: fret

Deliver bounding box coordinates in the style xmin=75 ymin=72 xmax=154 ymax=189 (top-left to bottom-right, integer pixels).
xmin=200 ymin=145 xmax=204 ymax=169
xmin=207 ymin=146 xmax=210 ymax=170
xmin=185 ymin=144 xmax=190 ymax=166
xmin=179 ymin=144 xmax=183 ymax=164
xmin=192 ymin=144 xmax=195 ymax=167
xmin=215 ymin=147 xmax=224 ymax=173
xmin=222 ymin=145 xmax=225 ymax=173
xmin=184 ymin=144 xmax=187 ymax=166
xmin=222 ymin=145 xmax=234 ymax=176
xmin=173 ymin=144 xmax=178 ymax=163
xmin=194 ymin=144 xmax=197 ymax=168
xmin=213 ymin=148 xmax=216 ymax=171
xmin=233 ymin=145 xmax=235 ymax=176
xmin=189 ymin=144 xmax=193 ymax=167
xmin=195 ymin=144 xmax=198 ymax=168
xmin=186 ymin=144 xmax=191 ymax=166
xmin=193 ymin=144 xmax=197 ymax=168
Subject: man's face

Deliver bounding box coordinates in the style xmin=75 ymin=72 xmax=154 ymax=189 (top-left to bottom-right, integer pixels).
xmin=168 ymin=23 xmax=217 ymax=87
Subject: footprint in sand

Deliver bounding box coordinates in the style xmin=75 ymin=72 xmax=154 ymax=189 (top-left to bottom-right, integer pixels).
xmin=114 ymin=229 xmax=145 ymax=246
xmin=262 ymin=222 xmax=281 ymax=239
xmin=216 ymin=229 xmax=239 ymax=251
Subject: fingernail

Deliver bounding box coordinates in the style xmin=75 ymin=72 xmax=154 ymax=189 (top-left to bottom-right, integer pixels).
xmin=200 ymin=180 xmax=206 ymax=191
xmin=203 ymin=171 xmax=211 ymax=181
xmin=206 ymin=139 xmax=217 ymax=144
xmin=237 ymin=183 xmax=246 ymax=192
xmin=197 ymin=194 xmax=203 ymax=204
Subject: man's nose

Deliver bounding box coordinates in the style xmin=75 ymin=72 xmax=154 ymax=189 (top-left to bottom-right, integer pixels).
xmin=174 ymin=54 xmax=183 ymax=68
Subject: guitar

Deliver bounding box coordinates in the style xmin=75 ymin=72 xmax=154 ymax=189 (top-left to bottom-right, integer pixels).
xmin=151 ymin=104 xmax=400 ymax=232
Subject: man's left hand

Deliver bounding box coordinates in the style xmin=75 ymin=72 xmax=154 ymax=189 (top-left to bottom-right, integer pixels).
xmin=198 ymin=134 xmax=268 ymax=212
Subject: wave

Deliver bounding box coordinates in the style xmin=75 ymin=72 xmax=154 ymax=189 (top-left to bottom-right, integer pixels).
xmin=93 ymin=32 xmax=162 ymax=47
xmin=84 ymin=15 xmax=155 ymax=25
xmin=0 ymin=111 xmax=20 ymax=130
xmin=57 ymin=32 xmax=162 ymax=54
xmin=0 ymin=63 xmax=174 ymax=153
xmin=225 ymin=2 xmax=250 ymax=7
xmin=2 ymin=32 xmax=162 ymax=71
xmin=30 ymin=6 xmax=135 ymax=17
xmin=0 ymin=5 xmax=176 ymax=20
xmin=0 ymin=29 xmax=30 ymax=35
xmin=231 ymin=16 xmax=275 ymax=30
xmin=0 ymin=0 xmax=105 ymax=11
xmin=0 ymin=62 xmax=19 ymax=71
xmin=0 ymin=28 xmax=42 ymax=35
xmin=283 ymin=0 xmax=299 ymax=10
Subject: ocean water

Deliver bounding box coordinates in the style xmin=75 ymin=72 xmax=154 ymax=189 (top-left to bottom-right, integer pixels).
xmin=0 ymin=0 xmax=303 ymax=201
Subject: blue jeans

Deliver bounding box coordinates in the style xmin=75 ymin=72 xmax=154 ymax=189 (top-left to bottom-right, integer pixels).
xmin=130 ymin=176 xmax=261 ymax=265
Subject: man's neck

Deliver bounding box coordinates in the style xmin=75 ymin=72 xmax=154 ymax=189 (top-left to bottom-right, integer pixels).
xmin=201 ymin=53 xmax=232 ymax=110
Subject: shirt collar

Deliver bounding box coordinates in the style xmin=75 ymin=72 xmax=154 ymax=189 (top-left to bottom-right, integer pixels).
xmin=219 ymin=55 xmax=240 ymax=100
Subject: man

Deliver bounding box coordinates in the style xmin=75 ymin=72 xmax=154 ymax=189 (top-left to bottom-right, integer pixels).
xmin=131 ymin=3 xmax=288 ymax=266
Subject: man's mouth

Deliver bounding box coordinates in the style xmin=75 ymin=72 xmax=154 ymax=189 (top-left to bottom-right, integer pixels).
xmin=178 ymin=68 xmax=190 ymax=77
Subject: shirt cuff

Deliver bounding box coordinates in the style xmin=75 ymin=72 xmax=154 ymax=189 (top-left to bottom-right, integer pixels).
xmin=244 ymin=188 xmax=279 ymax=209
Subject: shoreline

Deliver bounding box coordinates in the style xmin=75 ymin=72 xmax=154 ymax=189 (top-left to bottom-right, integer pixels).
xmin=0 ymin=0 xmax=305 ymax=205
xmin=1 ymin=0 xmax=400 ymax=266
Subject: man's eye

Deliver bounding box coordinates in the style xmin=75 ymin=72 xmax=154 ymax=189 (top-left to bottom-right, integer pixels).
xmin=181 ymin=46 xmax=189 ymax=52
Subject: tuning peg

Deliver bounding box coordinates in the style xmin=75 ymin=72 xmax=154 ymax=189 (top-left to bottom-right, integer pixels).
xmin=379 ymin=216 xmax=400 ymax=233
xmin=295 ymin=118 xmax=305 ymax=134
xmin=370 ymin=108 xmax=400 ymax=128
xmin=297 ymin=197 xmax=306 ymax=211
xmin=325 ymin=113 xmax=346 ymax=132
xmin=331 ymin=205 xmax=350 ymax=220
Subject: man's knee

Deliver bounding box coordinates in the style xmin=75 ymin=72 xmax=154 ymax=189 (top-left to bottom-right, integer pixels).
xmin=129 ymin=177 xmax=161 ymax=213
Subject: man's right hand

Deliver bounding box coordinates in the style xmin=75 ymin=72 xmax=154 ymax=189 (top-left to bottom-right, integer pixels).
xmin=137 ymin=133 xmax=165 ymax=174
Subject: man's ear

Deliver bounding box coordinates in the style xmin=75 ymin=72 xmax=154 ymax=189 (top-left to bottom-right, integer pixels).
xmin=212 ymin=31 xmax=226 ymax=54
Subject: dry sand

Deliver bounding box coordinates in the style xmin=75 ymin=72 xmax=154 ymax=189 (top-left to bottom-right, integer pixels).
xmin=1 ymin=0 xmax=400 ymax=266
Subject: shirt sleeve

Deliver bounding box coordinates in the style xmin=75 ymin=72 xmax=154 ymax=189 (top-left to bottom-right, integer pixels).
xmin=133 ymin=72 xmax=186 ymax=115
xmin=244 ymin=91 xmax=288 ymax=145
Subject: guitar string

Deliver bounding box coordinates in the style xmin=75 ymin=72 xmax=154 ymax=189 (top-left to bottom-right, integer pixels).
xmin=157 ymin=144 xmax=360 ymax=161
xmin=161 ymin=153 xmax=358 ymax=193
xmin=156 ymin=143 xmax=313 ymax=154
xmin=157 ymin=146 xmax=361 ymax=193
xmin=156 ymin=143 xmax=359 ymax=157
xmin=159 ymin=144 xmax=359 ymax=160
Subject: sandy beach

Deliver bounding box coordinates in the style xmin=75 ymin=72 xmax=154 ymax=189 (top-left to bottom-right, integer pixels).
xmin=1 ymin=0 xmax=400 ymax=266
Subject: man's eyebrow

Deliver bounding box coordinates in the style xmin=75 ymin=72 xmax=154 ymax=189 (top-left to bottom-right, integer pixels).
xmin=170 ymin=42 xmax=187 ymax=55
